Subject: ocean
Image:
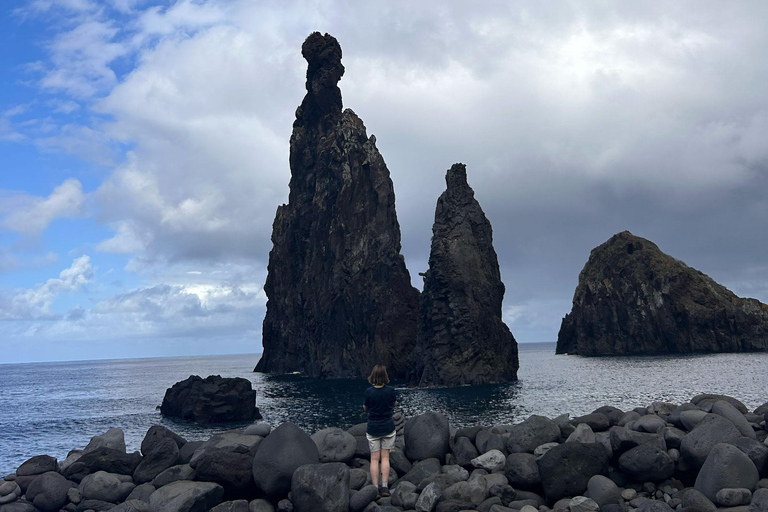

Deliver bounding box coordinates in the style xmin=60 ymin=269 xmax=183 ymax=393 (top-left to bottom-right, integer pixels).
xmin=1 ymin=342 xmax=767 ymax=475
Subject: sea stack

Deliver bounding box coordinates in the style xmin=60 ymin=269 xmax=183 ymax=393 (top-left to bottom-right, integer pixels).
xmin=557 ymin=230 xmax=768 ymax=355
xmin=255 ymin=33 xmax=419 ymax=378
xmin=414 ymin=163 xmax=519 ymax=386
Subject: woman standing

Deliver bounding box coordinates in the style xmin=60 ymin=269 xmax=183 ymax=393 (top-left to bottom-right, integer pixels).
xmin=363 ymin=364 xmax=397 ymax=497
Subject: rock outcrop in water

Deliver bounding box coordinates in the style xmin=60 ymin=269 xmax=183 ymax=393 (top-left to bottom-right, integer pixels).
xmin=255 ymin=32 xmax=419 ymax=378
xmin=557 ymin=231 xmax=768 ymax=355
xmin=161 ymin=375 xmax=261 ymax=424
xmin=413 ymin=163 xmax=519 ymax=386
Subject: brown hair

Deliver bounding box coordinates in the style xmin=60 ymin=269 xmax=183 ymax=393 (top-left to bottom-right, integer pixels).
xmin=368 ymin=364 xmax=389 ymax=386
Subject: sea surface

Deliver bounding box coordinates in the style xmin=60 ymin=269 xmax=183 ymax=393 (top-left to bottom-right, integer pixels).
xmin=2 ymin=342 xmax=767 ymax=475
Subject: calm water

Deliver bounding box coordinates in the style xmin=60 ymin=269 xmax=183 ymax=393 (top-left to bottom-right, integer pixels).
xmin=1 ymin=342 xmax=767 ymax=475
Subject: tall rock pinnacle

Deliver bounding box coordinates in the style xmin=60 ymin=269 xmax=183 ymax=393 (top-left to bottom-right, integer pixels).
xmin=557 ymin=231 xmax=768 ymax=355
xmin=255 ymin=33 xmax=420 ymax=378
xmin=414 ymin=163 xmax=519 ymax=386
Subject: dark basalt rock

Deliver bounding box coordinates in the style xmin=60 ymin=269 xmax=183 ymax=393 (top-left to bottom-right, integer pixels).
xmin=255 ymin=32 xmax=419 ymax=379
xmin=557 ymin=231 xmax=768 ymax=355
xmin=160 ymin=375 xmax=260 ymax=424
xmin=413 ymin=163 xmax=519 ymax=386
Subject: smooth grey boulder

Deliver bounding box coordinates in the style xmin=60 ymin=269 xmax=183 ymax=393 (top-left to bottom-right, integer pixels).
xmin=617 ymin=444 xmax=675 ymax=482
xmin=389 ymin=449 xmax=412 ymax=476
xmin=248 ymin=499 xmax=275 ymax=512
xmin=668 ymin=404 xmax=699 ymax=428
xmin=0 ymin=502 xmax=37 ymax=512
xmin=134 ymin=438 xmax=179 ymax=484
xmin=476 ymin=429 xmax=505 ymax=454
xmin=127 ymin=482 xmax=156 ymax=502
xmin=593 ymin=406 xmax=625 ymax=426
xmin=16 ymin=455 xmax=58 ymax=477
xmin=750 ymin=488 xmax=768 ymax=512
xmin=190 ymin=432 xmax=262 ymax=467
xmin=507 ymin=416 xmax=561 ymax=454
xmin=692 ymin=394 xmax=748 ymax=414
xmin=141 ymin=426 xmax=187 ymax=456
xmin=679 ymin=410 xmax=709 ymax=431
xmin=633 ymin=415 xmax=667 ymax=433
xmin=79 ymin=471 xmax=134 ymax=503
xmin=472 ymin=450 xmax=505 ymax=472
xmin=195 ymin=451 xmax=254 ymax=498
xmin=311 ymin=428 xmax=356 ymax=463
xmin=416 ymin=482 xmax=443 ymax=512
xmin=152 ymin=464 xmax=195 ymax=488
xmin=401 ymin=458 xmax=442 ymax=485
xmin=350 ymin=484 xmax=378 ymax=512
xmin=674 ymin=488 xmax=716 ymax=512
xmin=291 ymin=463 xmax=349 ymax=512
xmin=455 ymin=426 xmax=484 ymax=444
xmin=210 ymin=500 xmax=250 ymax=512
xmin=243 ymin=423 xmax=271 ymax=437
xmin=608 ymin=426 xmax=662 ymax=454
xmin=636 ymin=500 xmax=674 ymax=512
xmin=732 ymin=438 xmax=768 ymax=476
xmin=713 ymin=401 xmax=757 ymax=439
xmin=695 ymin=443 xmax=759 ymax=502
xmin=586 ymin=475 xmax=621 ymax=508
xmin=178 ymin=441 xmax=204 ymax=465
xmin=504 ymin=453 xmax=540 ymax=489
xmin=147 ymin=480 xmax=224 ymax=512
xmin=572 ymin=413 xmax=611 ymax=432
xmin=618 ymin=411 xmax=642 ymax=427
xmin=660 ymin=426 xmax=686 ymax=449
xmin=24 ymin=471 xmax=75 ymax=512
xmin=391 ymin=481 xmax=417 ymax=506
xmin=681 ymin=414 xmax=741 ymax=469
xmin=715 ymin=488 xmax=752 ymax=506
xmin=405 ymin=412 xmax=450 ymax=462
xmin=251 ymin=423 xmax=319 ymax=500
xmin=85 ymin=428 xmax=127 ymax=453
xmin=452 ymin=436 xmax=479 ymax=466
xmin=569 ymin=496 xmax=599 ymax=512
xmin=567 ymin=424 xmax=595 ymax=444
xmin=537 ymin=442 xmax=609 ymax=504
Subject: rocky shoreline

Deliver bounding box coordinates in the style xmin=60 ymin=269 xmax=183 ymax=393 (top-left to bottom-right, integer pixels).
xmin=2 ymin=393 xmax=767 ymax=512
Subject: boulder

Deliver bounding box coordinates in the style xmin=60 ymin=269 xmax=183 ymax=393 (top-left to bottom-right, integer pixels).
xmin=695 ymin=443 xmax=759 ymax=502
xmin=160 ymin=375 xmax=260 ymax=424
xmin=243 ymin=423 xmax=271 ymax=437
xmin=712 ymin=401 xmax=757 ymax=439
xmin=681 ymin=414 xmax=742 ymax=469
xmin=62 ymin=447 xmax=142 ymax=482
xmin=556 ymin=231 xmax=768 ymax=355
xmin=608 ymin=426 xmax=662 ymax=454
xmin=668 ymin=404 xmax=699 ymax=429
xmin=572 ymin=414 xmax=610 ymax=432
xmin=251 ymin=423 xmax=319 ymax=500
xmin=195 ymin=451 xmax=254 ymax=498
xmin=537 ymin=442 xmax=609 ymax=504
xmin=134 ymin=438 xmax=179 ymax=484
xmin=476 ymin=429 xmax=506 ymax=454
xmin=405 ymin=412 xmax=450 ymax=462
xmin=593 ymin=406 xmax=625 ymax=426
xmin=674 ymin=488 xmax=717 ymax=512
xmin=617 ymin=444 xmax=675 ymax=482
xmin=415 ymin=482 xmax=442 ymax=512
xmin=732 ymin=438 xmax=768 ymax=476
xmin=569 ymin=496 xmax=599 ymax=512
xmin=152 ymin=464 xmax=196 ymax=488
xmin=715 ymin=488 xmax=752 ymax=507
xmin=679 ymin=409 xmax=709 ymax=431
xmin=633 ymin=415 xmax=667 ymax=433
xmin=413 ymin=162 xmax=519 ymax=386
xmin=84 ymin=428 xmax=127 ymax=454
xmin=586 ymin=475 xmax=621 ymax=508
xmin=636 ymin=500 xmax=674 ymax=512
xmin=127 ymin=483 xmax=156 ymax=502
xmin=692 ymin=394 xmax=749 ymax=414
xmin=248 ymin=499 xmax=276 ymax=512
xmin=79 ymin=471 xmax=134 ymax=503
xmin=471 ymin=450 xmax=505 ymax=472
xmin=147 ymin=480 xmax=224 ymax=512
xmin=567 ymin=424 xmax=595 ymax=443
xmin=504 ymin=453 xmax=540 ymax=489
xmin=16 ymin=455 xmax=58 ymax=476
xmin=110 ymin=500 xmax=151 ymax=512
xmin=750 ymin=488 xmax=768 ymax=512
xmin=210 ymin=501 xmax=250 ymax=512
xmin=452 ymin=436 xmax=479 ymax=466
xmin=254 ymin=32 xmax=419 ymax=379
xmin=24 ymin=471 xmax=75 ymax=512
xmin=311 ymin=428 xmax=356 ymax=463
xmin=141 ymin=426 xmax=187 ymax=455
xmin=350 ymin=484 xmax=378 ymax=512
xmin=507 ymin=416 xmax=561 ymax=454
xmin=291 ymin=463 xmax=349 ymax=512
xmin=401 ymin=458 xmax=442 ymax=486
xmin=189 ymin=432 xmax=262 ymax=467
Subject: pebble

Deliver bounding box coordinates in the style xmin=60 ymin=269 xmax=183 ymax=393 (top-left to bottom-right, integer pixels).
xmin=622 ymin=489 xmax=638 ymax=501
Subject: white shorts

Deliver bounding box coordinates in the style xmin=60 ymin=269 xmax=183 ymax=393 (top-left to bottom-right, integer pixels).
xmin=366 ymin=430 xmax=396 ymax=453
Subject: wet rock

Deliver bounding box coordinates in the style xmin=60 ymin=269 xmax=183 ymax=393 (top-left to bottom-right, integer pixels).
xmin=256 ymin=32 xmax=419 ymax=379
xmin=160 ymin=375 xmax=260 ymax=424
xmin=413 ymin=163 xmax=518 ymax=386
xmin=251 ymin=423 xmax=319 ymax=500
xmin=291 ymin=462 xmax=349 ymax=512
xmin=556 ymin=231 xmax=768 ymax=355
xmin=695 ymin=443 xmax=759 ymax=502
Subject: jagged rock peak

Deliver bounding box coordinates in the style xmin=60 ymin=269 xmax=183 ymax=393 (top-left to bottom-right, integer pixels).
xmin=256 ymin=33 xmax=419 ymax=379
xmin=557 ymin=230 xmax=768 ymax=356
xmin=413 ymin=163 xmax=519 ymax=386
xmin=299 ymin=32 xmax=344 ymax=121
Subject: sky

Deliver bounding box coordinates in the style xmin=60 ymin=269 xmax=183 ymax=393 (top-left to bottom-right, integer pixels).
xmin=1 ymin=1 xmax=767 ymax=364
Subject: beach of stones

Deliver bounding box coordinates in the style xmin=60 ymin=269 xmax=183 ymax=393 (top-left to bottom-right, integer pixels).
xmin=3 ymin=393 xmax=768 ymax=512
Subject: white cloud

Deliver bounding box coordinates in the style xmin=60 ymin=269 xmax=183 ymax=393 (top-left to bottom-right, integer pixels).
xmin=1 ymin=178 xmax=86 ymax=234
xmin=0 ymin=255 xmax=93 ymax=320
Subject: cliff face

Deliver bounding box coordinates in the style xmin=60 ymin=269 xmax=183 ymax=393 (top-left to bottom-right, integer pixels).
xmin=557 ymin=231 xmax=768 ymax=355
xmin=414 ymin=163 xmax=519 ymax=386
xmin=255 ymin=33 xmax=419 ymax=378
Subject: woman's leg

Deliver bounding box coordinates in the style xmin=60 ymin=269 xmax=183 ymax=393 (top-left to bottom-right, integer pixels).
xmin=370 ymin=450 xmax=381 ymax=486
xmin=380 ymin=449 xmax=390 ymax=486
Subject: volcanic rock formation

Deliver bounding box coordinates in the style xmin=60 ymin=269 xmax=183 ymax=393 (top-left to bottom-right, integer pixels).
xmin=255 ymin=32 xmax=419 ymax=378
xmin=557 ymin=231 xmax=768 ymax=355
xmin=413 ymin=163 xmax=519 ymax=386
